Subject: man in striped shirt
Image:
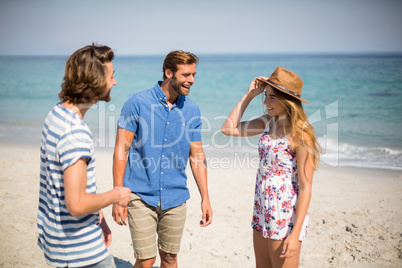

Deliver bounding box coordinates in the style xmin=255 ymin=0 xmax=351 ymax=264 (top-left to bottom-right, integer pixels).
xmin=37 ymin=44 xmax=131 ymax=267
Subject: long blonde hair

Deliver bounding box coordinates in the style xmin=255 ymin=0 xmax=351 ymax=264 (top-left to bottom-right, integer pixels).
xmin=272 ymin=88 xmax=322 ymax=169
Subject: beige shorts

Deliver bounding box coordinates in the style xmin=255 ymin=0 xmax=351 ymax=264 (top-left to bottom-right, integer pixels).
xmin=127 ymin=193 xmax=186 ymax=260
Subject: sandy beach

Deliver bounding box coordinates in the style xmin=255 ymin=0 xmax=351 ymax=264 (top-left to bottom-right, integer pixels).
xmin=1 ymin=142 xmax=401 ymax=268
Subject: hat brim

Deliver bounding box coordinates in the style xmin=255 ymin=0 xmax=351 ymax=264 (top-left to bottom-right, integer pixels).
xmin=257 ymin=78 xmax=309 ymax=103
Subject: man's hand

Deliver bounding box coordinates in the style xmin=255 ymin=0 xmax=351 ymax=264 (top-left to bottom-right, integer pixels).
xmin=114 ymin=186 xmax=131 ymax=207
xmin=99 ymin=211 xmax=112 ymax=247
xmin=199 ymin=199 xmax=212 ymax=227
xmin=112 ymin=204 xmax=128 ymax=226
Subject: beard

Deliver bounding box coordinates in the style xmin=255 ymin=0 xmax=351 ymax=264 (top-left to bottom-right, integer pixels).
xmin=170 ymin=75 xmax=191 ymax=96
xmin=99 ymin=87 xmax=112 ymax=102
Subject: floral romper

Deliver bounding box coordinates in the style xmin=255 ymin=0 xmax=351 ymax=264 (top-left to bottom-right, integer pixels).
xmin=252 ymin=121 xmax=308 ymax=241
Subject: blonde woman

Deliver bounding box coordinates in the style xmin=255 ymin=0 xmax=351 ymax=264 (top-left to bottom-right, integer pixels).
xmin=221 ymin=67 xmax=321 ymax=268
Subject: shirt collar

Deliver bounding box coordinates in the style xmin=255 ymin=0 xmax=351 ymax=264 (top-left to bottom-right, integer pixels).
xmin=154 ymin=82 xmax=167 ymax=103
xmin=153 ymin=81 xmax=185 ymax=108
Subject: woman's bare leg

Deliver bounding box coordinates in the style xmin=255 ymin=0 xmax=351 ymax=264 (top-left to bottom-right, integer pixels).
xmin=253 ymin=229 xmax=273 ymax=268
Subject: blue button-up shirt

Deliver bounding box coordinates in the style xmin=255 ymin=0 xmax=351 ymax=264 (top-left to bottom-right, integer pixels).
xmin=117 ymin=82 xmax=202 ymax=210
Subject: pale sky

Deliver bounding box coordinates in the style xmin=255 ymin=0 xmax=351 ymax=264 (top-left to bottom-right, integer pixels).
xmin=0 ymin=0 xmax=401 ymax=55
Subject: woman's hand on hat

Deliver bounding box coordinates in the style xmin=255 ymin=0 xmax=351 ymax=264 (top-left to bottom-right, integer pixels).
xmin=247 ymin=77 xmax=267 ymax=97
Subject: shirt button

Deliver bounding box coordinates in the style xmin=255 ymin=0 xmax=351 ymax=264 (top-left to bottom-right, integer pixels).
xmin=164 ymin=139 xmax=167 ymax=141
xmin=167 ymin=122 xmax=169 ymax=124
xmin=161 ymin=188 xmax=163 ymax=190
xmin=162 ymin=155 xmax=164 ymax=157
xmin=161 ymin=172 xmax=163 ymax=174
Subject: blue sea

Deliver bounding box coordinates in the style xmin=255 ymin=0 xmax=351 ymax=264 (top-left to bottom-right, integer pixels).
xmin=1 ymin=54 xmax=401 ymax=170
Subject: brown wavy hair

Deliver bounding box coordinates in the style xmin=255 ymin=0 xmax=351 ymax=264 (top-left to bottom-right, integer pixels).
xmin=162 ymin=50 xmax=199 ymax=79
xmin=270 ymin=89 xmax=322 ymax=170
xmin=58 ymin=43 xmax=114 ymax=104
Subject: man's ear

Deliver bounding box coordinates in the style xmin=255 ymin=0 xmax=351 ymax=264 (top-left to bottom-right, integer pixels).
xmin=165 ymin=69 xmax=173 ymax=79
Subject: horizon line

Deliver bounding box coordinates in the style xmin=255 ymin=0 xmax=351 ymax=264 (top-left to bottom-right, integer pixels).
xmin=1 ymin=51 xmax=402 ymax=57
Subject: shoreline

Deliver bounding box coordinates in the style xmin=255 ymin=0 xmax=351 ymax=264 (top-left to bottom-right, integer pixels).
xmin=1 ymin=141 xmax=400 ymax=173
xmin=1 ymin=142 xmax=402 ymax=267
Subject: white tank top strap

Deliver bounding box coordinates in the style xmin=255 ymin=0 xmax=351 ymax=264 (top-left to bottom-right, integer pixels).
xmin=264 ymin=119 xmax=272 ymax=133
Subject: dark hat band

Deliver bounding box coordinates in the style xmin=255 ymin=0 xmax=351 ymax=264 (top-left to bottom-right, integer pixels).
xmin=267 ymin=79 xmax=301 ymax=98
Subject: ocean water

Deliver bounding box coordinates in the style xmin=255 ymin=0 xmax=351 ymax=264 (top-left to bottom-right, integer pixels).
xmin=0 ymin=54 xmax=401 ymax=170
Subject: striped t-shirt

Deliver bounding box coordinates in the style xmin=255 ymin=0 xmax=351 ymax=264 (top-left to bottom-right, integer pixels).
xmin=37 ymin=103 xmax=109 ymax=267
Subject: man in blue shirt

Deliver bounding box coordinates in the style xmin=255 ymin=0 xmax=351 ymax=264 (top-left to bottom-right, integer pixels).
xmin=112 ymin=50 xmax=213 ymax=268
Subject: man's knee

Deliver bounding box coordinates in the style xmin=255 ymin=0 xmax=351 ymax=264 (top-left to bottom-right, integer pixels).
xmin=159 ymin=250 xmax=177 ymax=264
xmin=134 ymin=257 xmax=156 ymax=268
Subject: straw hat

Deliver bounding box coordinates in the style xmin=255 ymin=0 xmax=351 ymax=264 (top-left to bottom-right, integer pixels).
xmin=257 ymin=67 xmax=308 ymax=103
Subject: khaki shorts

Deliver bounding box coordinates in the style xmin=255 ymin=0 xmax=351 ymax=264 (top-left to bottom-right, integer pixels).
xmin=127 ymin=193 xmax=186 ymax=260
